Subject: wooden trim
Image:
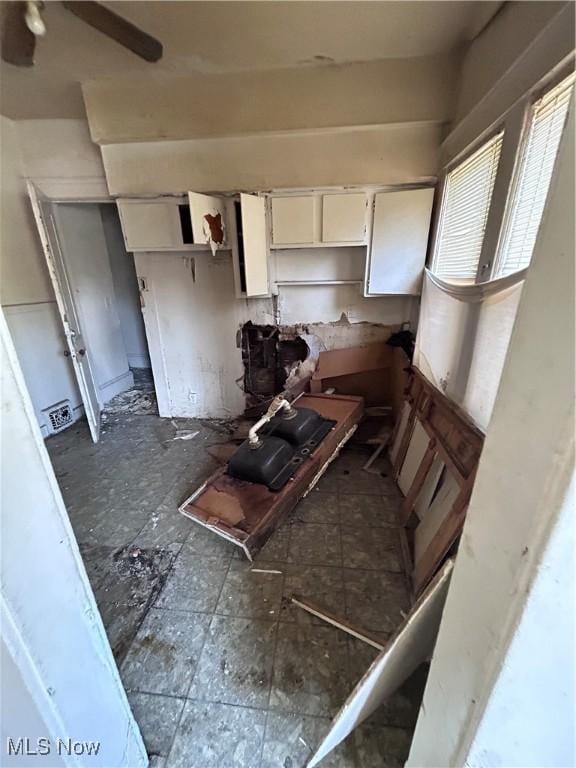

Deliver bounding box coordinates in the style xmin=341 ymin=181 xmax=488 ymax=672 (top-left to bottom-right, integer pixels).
xmin=390 ymin=367 xmax=484 ymax=594
xmin=291 ymin=596 xmax=386 ymax=650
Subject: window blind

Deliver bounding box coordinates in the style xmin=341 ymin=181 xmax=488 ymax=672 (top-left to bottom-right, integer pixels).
xmin=496 ymin=75 xmax=574 ymax=277
xmin=432 ymin=132 xmax=503 ymax=282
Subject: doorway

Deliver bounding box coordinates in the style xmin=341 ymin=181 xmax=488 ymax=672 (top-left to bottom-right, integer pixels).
xmin=25 ymin=186 xmax=154 ymax=442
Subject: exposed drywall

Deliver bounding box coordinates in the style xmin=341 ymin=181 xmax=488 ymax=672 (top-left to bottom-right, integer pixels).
xmin=277 ymin=285 xmax=416 ymax=328
xmin=52 ymin=204 xmax=132 ymax=403
xmin=0 ymin=310 xmax=147 ymax=768
xmin=133 ymin=247 xmax=415 ymax=418
xmin=408 ymin=104 xmax=575 ymax=768
xmin=84 ymin=53 xmax=457 ymax=144
xmin=101 ymin=204 xmax=150 ymax=370
xmin=101 ymin=122 xmax=442 ymax=197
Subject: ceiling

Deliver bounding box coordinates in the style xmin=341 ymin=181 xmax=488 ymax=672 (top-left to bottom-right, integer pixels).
xmin=0 ymin=1 xmax=503 ymax=120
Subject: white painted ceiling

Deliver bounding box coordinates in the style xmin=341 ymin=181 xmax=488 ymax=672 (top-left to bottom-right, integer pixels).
xmin=0 ymin=1 xmax=502 ymax=119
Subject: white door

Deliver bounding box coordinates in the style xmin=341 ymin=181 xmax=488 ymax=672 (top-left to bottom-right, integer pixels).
xmin=27 ymin=183 xmax=102 ymax=442
xmin=240 ymin=193 xmax=270 ymax=296
xmin=188 ymin=192 xmax=227 ymax=252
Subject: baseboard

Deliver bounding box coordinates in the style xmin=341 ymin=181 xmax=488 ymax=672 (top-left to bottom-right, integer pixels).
xmin=99 ymin=369 xmax=134 ymax=404
xmin=127 ymin=353 xmax=151 ymax=369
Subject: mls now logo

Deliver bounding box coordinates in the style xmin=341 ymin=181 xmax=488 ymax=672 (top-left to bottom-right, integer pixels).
xmin=7 ymin=738 xmax=101 ymax=757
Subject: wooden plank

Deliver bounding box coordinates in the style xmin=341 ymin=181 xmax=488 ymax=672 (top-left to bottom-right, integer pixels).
xmin=179 ymin=394 xmax=364 ymax=558
xmin=307 ymin=560 xmax=454 ymax=768
xmin=401 ymin=438 xmax=437 ymax=524
xmin=291 ymin=596 xmax=385 ymax=650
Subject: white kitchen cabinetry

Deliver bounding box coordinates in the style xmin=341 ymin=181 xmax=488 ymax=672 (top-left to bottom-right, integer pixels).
xmin=188 ymin=192 xmax=227 ymax=249
xmin=271 ymin=196 xmax=316 ymax=245
xmin=321 ymin=193 xmax=368 ymax=243
xmin=117 ymin=194 xmax=230 ymax=252
xmin=270 ymin=191 xmax=368 ymax=248
xmin=117 ymin=199 xmax=191 ymax=251
xmin=365 ymin=188 xmax=434 ymax=296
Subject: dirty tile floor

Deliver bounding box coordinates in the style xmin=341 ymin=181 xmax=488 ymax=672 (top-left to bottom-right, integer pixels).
xmin=47 ymin=399 xmax=427 ymax=768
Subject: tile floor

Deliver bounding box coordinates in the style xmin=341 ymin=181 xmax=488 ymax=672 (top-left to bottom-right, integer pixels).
xmin=47 ymin=403 xmax=427 ymax=768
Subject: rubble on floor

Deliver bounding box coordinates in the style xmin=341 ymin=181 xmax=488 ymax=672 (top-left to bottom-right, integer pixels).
xmin=47 ymin=410 xmax=424 ymax=768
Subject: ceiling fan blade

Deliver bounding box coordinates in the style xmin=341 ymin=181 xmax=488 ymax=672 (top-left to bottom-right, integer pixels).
xmin=1 ymin=2 xmax=36 ymax=67
xmin=62 ymin=1 xmax=162 ymax=63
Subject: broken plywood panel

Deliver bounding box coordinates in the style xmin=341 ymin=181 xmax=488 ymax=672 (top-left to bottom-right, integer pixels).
xmin=307 ymin=559 xmax=454 ymax=767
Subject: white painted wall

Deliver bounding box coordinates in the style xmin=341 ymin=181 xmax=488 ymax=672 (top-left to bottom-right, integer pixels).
xmin=84 ymin=53 xmax=457 ymax=144
xmin=52 ymin=204 xmax=133 ymax=403
xmin=0 ymin=115 xmax=83 ymax=435
xmin=4 ymin=304 xmax=83 ymax=435
xmin=101 ymin=123 xmax=441 ymax=197
xmin=101 ymin=205 xmax=150 ymax=369
xmin=0 ymin=310 xmax=147 ymax=767
xmin=408 ymin=104 xmax=575 ymax=768
xmin=134 ymin=251 xmax=248 ymax=418
xmin=466 ymin=475 xmax=575 ymax=768
xmin=134 ymin=246 xmax=416 ymax=418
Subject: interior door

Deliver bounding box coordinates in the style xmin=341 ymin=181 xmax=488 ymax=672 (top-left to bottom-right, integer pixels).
xmin=240 ymin=193 xmax=270 ymax=296
xmin=188 ymin=192 xmax=227 ymax=253
xmin=27 ymin=183 xmax=102 ymax=442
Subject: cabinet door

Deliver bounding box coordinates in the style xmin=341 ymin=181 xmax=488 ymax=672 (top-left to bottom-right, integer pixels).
xmin=271 ymin=196 xmax=315 ymax=245
xmin=240 ymin=193 xmax=270 ymax=297
xmin=117 ymin=200 xmax=183 ymax=251
xmin=188 ymin=192 xmax=227 ymax=252
xmin=322 ymin=193 xmax=367 ymax=243
xmin=366 ymin=188 xmax=434 ymax=295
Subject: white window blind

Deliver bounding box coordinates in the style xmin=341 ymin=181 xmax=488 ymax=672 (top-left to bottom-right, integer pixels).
xmin=496 ymin=75 xmax=574 ymax=277
xmin=433 ymin=133 xmax=503 ymax=282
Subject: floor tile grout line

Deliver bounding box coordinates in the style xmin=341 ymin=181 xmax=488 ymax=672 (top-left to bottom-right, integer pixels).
xmin=161 ymin=547 xmax=235 ymax=768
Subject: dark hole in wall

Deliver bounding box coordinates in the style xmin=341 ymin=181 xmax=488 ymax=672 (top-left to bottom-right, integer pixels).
xmin=241 ymin=322 xmax=308 ymax=404
xmin=178 ymin=204 xmax=194 ymax=244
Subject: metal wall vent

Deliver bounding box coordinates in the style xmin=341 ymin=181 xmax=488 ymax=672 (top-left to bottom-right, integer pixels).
xmin=44 ymin=401 xmax=73 ymax=434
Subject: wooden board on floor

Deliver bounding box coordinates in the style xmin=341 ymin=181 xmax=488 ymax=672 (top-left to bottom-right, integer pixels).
xmin=307 ymin=559 xmax=454 ymax=768
xmin=179 ymin=394 xmax=364 ymax=558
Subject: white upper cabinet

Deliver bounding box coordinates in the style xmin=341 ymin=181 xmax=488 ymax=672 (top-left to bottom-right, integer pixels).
xmin=188 ymin=192 xmax=227 ymax=251
xmin=240 ymin=193 xmax=270 ymax=297
xmin=117 ymin=199 xmax=191 ymax=251
xmin=322 ymin=193 xmax=368 ymax=243
xmin=269 ymin=191 xmax=368 ymax=248
xmin=271 ymin=196 xmax=316 ymax=245
xmin=365 ymin=187 xmax=434 ymax=296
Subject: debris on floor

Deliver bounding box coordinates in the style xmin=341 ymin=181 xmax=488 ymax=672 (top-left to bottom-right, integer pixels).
xmin=104 ymin=368 xmax=158 ymax=416
xmin=48 ymin=407 xmax=422 ymax=767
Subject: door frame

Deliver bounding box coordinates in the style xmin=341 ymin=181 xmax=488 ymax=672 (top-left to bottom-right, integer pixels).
xmin=27 ymin=181 xmax=106 ymax=442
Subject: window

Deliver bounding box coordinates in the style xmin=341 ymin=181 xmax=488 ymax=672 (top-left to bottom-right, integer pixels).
xmin=432 ymin=132 xmax=503 ymax=282
xmin=496 ymin=74 xmax=574 ymax=277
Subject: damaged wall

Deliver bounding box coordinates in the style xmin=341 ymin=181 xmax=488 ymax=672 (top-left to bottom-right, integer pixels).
xmin=134 ymin=246 xmax=415 ymax=419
